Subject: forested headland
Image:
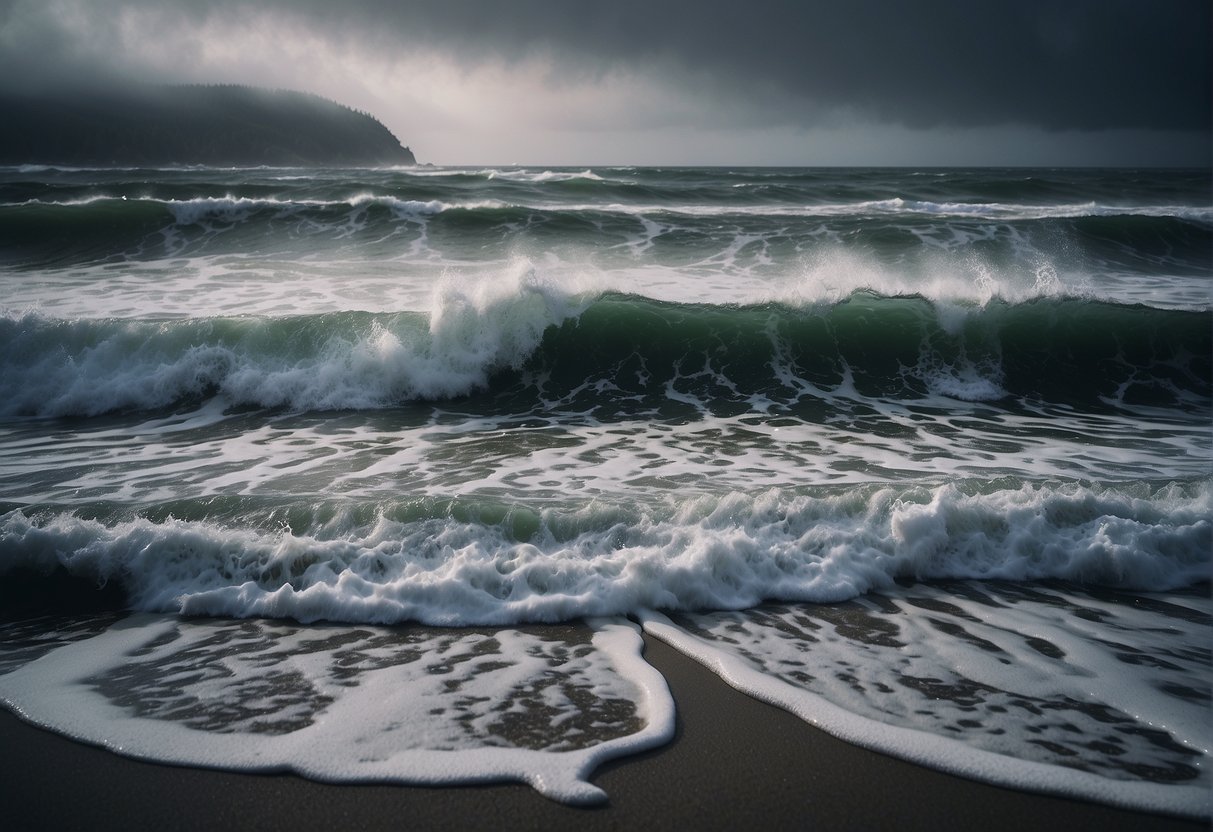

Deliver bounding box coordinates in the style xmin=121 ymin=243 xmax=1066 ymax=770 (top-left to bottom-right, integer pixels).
xmin=0 ymin=85 xmax=417 ymax=166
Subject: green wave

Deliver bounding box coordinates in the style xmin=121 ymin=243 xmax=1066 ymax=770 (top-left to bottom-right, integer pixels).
xmin=1 ymin=294 xmax=1208 ymax=418
xmin=2 ymin=189 xmax=1208 ymax=270
xmin=505 ymin=293 xmax=1211 ymax=412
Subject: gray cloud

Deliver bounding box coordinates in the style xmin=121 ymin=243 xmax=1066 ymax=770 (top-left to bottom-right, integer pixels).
xmin=197 ymin=0 xmax=1213 ymax=131
xmin=4 ymin=0 xmax=1209 ymax=131
xmin=1 ymin=1 xmax=1208 ymax=164
xmin=412 ymin=0 xmax=1211 ymax=132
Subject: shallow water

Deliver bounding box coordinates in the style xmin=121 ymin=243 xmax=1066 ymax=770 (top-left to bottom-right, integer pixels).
xmin=1 ymin=165 xmax=1209 ymax=814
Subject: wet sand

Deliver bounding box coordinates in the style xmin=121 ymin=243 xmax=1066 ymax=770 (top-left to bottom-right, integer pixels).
xmin=0 ymin=632 xmax=1203 ymax=831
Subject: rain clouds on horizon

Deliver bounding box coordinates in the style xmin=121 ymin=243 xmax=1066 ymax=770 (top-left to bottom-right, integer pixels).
xmin=1 ymin=0 xmax=1209 ymax=164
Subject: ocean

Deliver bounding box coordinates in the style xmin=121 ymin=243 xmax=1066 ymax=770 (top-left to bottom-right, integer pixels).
xmin=0 ymin=165 xmax=1208 ymax=815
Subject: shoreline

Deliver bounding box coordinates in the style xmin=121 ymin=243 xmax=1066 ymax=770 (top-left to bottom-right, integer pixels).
xmin=0 ymin=630 xmax=1203 ymax=831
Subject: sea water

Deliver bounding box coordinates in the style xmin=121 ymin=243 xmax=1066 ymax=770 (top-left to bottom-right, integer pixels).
xmin=0 ymin=165 xmax=1208 ymax=814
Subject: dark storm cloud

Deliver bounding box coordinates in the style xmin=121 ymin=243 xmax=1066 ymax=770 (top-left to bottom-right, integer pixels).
xmin=212 ymin=0 xmax=1210 ymax=132
xmin=2 ymin=0 xmax=1209 ymax=133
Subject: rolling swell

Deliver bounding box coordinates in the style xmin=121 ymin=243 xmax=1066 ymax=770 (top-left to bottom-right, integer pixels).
xmin=1066 ymin=214 xmax=1212 ymax=273
xmin=514 ymin=295 xmax=1212 ymax=414
xmin=2 ymin=293 xmax=1208 ymax=418
xmin=2 ymin=187 xmax=1209 ymax=269
xmin=0 ymin=196 xmax=451 ymax=264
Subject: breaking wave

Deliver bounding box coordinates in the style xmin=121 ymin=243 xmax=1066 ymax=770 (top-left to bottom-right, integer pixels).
xmin=1 ymin=287 xmax=1208 ymax=418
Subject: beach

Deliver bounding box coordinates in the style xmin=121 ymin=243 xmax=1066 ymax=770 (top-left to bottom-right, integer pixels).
xmin=0 ymin=627 xmax=1203 ymax=832
xmin=1 ymin=164 xmax=1209 ymax=822
xmin=2 ymin=0 xmax=1212 ymax=823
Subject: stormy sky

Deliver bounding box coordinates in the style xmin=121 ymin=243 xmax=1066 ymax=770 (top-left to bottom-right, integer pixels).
xmin=2 ymin=0 xmax=1209 ymax=165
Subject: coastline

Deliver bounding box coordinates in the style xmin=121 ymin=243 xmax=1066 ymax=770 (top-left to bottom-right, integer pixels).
xmin=0 ymin=630 xmax=1203 ymax=831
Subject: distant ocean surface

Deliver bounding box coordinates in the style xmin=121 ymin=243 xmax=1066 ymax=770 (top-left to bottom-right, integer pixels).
xmin=0 ymin=165 xmax=1209 ymax=813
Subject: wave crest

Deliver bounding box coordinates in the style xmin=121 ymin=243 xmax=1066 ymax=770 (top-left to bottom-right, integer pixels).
xmin=0 ymin=266 xmax=594 ymax=416
xmin=3 ymin=482 xmax=1207 ymax=625
xmin=2 ymin=289 xmax=1209 ymax=418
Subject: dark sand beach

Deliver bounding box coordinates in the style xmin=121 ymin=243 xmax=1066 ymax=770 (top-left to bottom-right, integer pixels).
xmin=0 ymin=632 xmax=1202 ymax=832
xmin=2 ymin=2 xmax=1211 ymax=827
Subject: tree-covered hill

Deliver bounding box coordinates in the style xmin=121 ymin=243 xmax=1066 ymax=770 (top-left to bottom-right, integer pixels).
xmin=0 ymin=85 xmax=417 ymax=166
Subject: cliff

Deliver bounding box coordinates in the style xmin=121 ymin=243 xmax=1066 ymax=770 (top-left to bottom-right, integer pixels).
xmin=0 ymin=85 xmax=416 ymax=167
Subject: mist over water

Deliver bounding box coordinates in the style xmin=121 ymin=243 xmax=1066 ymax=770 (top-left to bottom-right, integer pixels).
xmin=0 ymin=165 xmax=1209 ymax=814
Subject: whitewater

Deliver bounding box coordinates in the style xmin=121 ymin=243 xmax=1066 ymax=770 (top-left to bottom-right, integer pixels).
xmin=0 ymin=165 xmax=1209 ymax=815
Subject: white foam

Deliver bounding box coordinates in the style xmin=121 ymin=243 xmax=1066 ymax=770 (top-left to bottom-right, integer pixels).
xmin=914 ymin=351 xmax=1007 ymax=401
xmin=767 ymin=247 xmax=1075 ymax=307
xmin=641 ymin=607 xmax=1210 ymax=818
xmin=505 ymin=199 xmax=1213 ymax=223
xmin=485 ymin=169 xmax=605 ymax=183
xmin=0 ymin=614 xmax=674 ymax=804
xmin=165 ymin=195 xmax=496 ymax=226
xmin=419 ymin=261 xmax=596 ymax=398
xmin=2 ymin=195 xmax=496 ymax=219
xmin=2 ymin=482 xmax=1207 ymax=625
xmin=0 ymin=264 xmax=597 ymax=416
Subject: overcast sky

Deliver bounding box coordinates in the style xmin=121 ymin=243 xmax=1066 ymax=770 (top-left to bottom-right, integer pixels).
xmin=2 ymin=0 xmax=1209 ymax=165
